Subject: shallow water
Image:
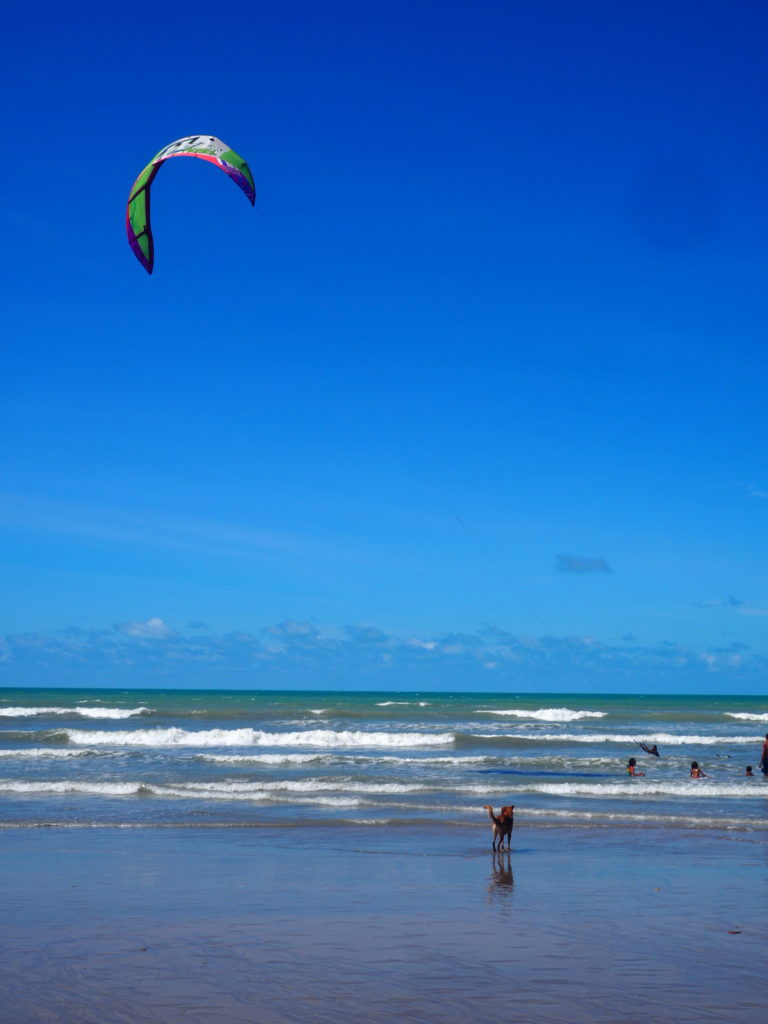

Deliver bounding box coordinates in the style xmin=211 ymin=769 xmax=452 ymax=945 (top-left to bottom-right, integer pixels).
xmin=1 ymin=687 xmax=767 ymax=833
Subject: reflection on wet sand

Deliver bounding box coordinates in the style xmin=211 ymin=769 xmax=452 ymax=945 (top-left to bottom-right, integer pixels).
xmin=488 ymin=850 xmax=514 ymax=902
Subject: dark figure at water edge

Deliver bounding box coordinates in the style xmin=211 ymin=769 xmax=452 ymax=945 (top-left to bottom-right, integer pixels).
xmin=745 ymin=766 xmax=754 ymax=777
xmin=483 ymin=805 xmax=514 ymax=851
xmin=760 ymin=734 xmax=768 ymax=776
xmin=627 ymin=758 xmax=645 ymax=777
xmin=639 ymin=743 xmax=659 ymax=757
xmin=690 ymin=761 xmax=707 ymax=779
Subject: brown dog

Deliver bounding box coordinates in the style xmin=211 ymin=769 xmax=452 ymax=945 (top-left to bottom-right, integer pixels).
xmin=483 ymin=805 xmax=514 ymax=851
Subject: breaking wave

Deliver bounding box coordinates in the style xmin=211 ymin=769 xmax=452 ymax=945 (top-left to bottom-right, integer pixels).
xmin=0 ymin=706 xmax=152 ymax=719
xmin=464 ymin=732 xmax=760 ymax=745
xmin=476 ymin=708 xmax=606 ymax=722
xmin=61 ymin=727 xmax=454 ymax=749
xmin=0 ymin=777 xmax=403 ymax=802
xmin=504 ymin=780 xmax=768 ymax=799
xmin=376 ymin=701 xmax=430 ymax=707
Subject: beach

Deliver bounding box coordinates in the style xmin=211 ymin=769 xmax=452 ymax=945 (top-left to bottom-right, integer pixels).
xmin=1 ymin=822 xmax=765 ymax=1024
xmin=1 ymin=687 xmax=767 ymax=1022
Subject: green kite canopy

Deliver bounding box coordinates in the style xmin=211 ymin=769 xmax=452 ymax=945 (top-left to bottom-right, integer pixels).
xmin=126 ymin=135 xmax=255 ymax=274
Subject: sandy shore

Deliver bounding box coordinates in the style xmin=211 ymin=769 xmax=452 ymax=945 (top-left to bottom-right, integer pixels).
xmin=1 ymin=823 xmax=764 ymax=1023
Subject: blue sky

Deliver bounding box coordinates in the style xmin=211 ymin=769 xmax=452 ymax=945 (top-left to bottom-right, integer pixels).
xmin=1 ymin=1 xmax=767 ymax=692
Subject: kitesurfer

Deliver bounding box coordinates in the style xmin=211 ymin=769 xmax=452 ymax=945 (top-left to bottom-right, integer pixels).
xmin=639 ymin=743 xmax=659 ymax=757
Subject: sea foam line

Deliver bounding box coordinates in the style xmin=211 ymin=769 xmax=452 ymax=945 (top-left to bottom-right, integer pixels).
xmin=726 ymin=712 xmax=768 ymax=722
xmin=475 ymin=708 xmax=606 ymax=721
xmin=376 ymin=701 xmax=430 ymax=707
xmin=500 ymin=781 xmax=768 ymax=798
xmin=0 ymin=706 xmax=152 ymax=719
xmin=61 ymin=727 xmax=454 ymax=749
xmin=201 ymin=752 xmax=331 ymax=765
xmin=0 ymin=778 xmax=368 ymax=805
xmin=0 ymin=748 xmax=103 ymax=759
xmin=468 ymin=732 xmax=761 ymax=745
xmin=200 ymin=752 xmax=501 ymax=767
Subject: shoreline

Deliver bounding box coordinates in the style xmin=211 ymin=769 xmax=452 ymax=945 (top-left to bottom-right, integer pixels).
xmin=2 ymin=810 xmax=768 ymax=833
xmin=1 ymin=822 xmax=765 ymax=1024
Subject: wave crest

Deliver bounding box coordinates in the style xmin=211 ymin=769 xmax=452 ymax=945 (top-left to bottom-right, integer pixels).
xmin=0 ymin=706 xmax=151 ymax=719
xmin=62 ymin=727 xmax=454 ymax=749
xmin=476 ymin=708 xmax=606 ymax=722
xmin=461 ymin=731 xmax=761 ymax=745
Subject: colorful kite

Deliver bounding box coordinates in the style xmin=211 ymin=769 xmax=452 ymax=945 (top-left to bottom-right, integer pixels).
xmin=126 ymin=135 xmax=255 ymax=273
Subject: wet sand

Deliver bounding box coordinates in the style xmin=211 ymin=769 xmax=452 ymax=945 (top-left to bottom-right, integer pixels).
xmin=1 ymin=824 xmax=765 ymax=1023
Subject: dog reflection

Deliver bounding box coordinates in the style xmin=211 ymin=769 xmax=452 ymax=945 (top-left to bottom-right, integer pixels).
xmin=489 ymin=850 xmax=514 ymax=897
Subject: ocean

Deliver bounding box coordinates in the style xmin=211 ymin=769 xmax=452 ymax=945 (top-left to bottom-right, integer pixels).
xmin=2 ymin=687 xmax=766 ymax=833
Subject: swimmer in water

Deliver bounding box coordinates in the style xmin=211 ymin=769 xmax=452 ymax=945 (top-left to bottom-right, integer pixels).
xmin=690 ymin=761 xmax=707 ymax=779
xmin=640 ymin=743 xmax=659 ymax=757
xmin=627 ymin=757 xmax=645 ymax=777
xmin=745 ymin=766 xmax=754 ymax=777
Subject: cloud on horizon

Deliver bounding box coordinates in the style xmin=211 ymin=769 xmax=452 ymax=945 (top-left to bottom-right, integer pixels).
xmin=0 ymin=618 xmax=764 ymax=692
xmin=115 ymin=617 xmax=174 ymax=639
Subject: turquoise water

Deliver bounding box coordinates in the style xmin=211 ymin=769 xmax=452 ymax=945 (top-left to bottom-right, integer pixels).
xmin=1 ymin=688 xmax=766 ymax=830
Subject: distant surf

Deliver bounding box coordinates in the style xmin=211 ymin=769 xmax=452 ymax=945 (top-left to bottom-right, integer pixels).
xmin=0 ymin=706 xmax=152 ymax=719
xmin=475 ymin=707 xmax=606 ymax=721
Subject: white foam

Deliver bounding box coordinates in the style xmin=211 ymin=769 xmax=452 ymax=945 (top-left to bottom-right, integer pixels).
xmin=63 ymin=727 xmax=454 ymax=749
xmin=176 ymin=778 xmax=426 ymax=796
xmin=397 ymin=755 xmax=500 ymax=766
xmin=476 ymin=708 xmax=606 ymax=722
xmin=376 ymin=701 xmax=430 ymax=707
xmin=154 ymin=785 xmax=362 ymax=808
xmin=301 ymin=796 xmax=363 ymax=807
xmin=726 ymin=712 xmax=768 ymax=722
xmin=0 ymin=748 xmax=101 ymax=759
xmin=201 ymin=753 xmax=330 ymax=765
xmin=0 ymin=777 xmax=367 ymax=806
xmin=0 ymin=780 xmax=144 ymax=796
xmin=202 ymin=752 xmax=608 ymax=769
xmin=0 ymin=706 xmax=151 ymax=719
xmin=509 ymin=807 xmax=762 ymax=829
xmin=472 ymin=732 xmax=760 ymax=745
xmin=500 ymin=781 xmax=768 ymax=799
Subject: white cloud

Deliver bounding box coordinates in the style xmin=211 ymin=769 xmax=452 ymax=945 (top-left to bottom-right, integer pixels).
xmin=115 ymin=617 xmax=173 ymax=639
xmin=2 ymin=619 xmax=767 ymax=691
xmin=407 ymin=638 xmax=437 ymax=650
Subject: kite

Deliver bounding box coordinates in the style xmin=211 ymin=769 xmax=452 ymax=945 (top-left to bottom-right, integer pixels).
xmin=126 ymin=135 xmax=255 ymax=273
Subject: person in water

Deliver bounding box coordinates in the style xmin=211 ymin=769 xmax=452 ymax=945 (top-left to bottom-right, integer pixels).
xmin=640 ymin=743 xmax=660 ymax=757
xmin=690 ymin=761 xmax=707 ymax=779
xmin=745 ymin=766 xmax=754 ymax=777
xmin=627 ymin=757 xmax=645 ymax=777
xmin=760 ymin=734 xmax=768 ymax=776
